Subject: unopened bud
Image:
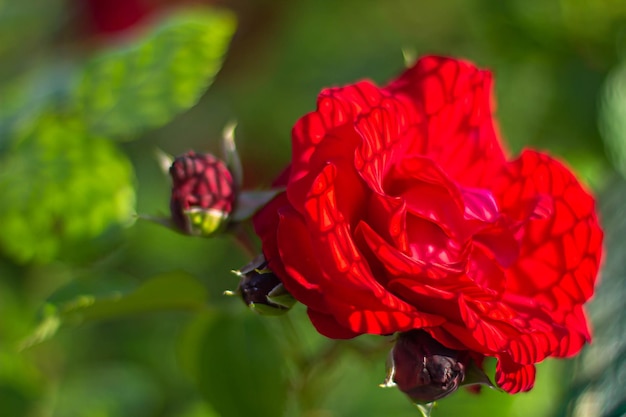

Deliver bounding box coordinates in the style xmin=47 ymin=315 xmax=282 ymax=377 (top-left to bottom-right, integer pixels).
xmin=230 ymin=255 xmax=295 ymax=315
xmin=169 ymin=151 xmax=236 ymax=236
xmin=383 ymin=330 xmax=467 ymax=404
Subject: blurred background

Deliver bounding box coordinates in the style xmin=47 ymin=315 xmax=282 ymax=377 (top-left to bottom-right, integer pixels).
xmin=1 ymin=0 xmax=625 ymax=416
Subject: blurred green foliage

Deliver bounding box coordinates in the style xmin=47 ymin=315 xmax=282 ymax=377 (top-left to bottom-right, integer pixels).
xmin=0 ymin=0 xmax=625 ymax=416
xmin=0 ymin=114 xmax=134 ymax=263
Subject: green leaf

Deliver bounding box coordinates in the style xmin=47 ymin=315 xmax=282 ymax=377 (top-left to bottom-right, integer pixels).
xmin=20 ymin=271 xmax=208 ymax=349
xmin=61 ymin=271 xmax=209 ymax=323
xmin=0 ymin=113 xmax=135 ymax=264
xmin=180 ymin=312 xmax=288 ymax=417
xmin=73 ymin=7 xmax=236 ymax=139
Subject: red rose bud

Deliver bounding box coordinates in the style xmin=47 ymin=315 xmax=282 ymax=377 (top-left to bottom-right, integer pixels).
xmin=169 ymin=151 xmax=236 ymax=236
xmin=383 ymin=331 xmax=467 ymax=404
xmin=229 ymin=255 xmax=296 ymax=315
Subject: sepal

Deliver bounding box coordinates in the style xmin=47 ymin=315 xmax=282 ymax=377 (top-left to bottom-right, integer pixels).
xmin=232 ymin=189 xmax=285 ymax=222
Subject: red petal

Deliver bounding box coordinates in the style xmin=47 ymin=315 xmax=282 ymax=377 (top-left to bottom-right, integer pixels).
xmin=364 ymin=192 xmax=409 ymax=253
xmin=385 ymin=56 xmax=506 ymax=186
xmin=484 ymin=151 xmax=602 ymax=362
xmin=495 ymin=357 xmax=536 ymax=393
xmin=338 ymin=307 xmax=444 ymax=335
xmin=275 ymin=207 xmax=329 ymax=310
xmin=457 ymin=296 xmax=511 ymax=353
xmin=253 ymin=191 xmax=289 ymax=272
xmin=290 ymin=82 xmax=384 ymax=186
xmin=276 ymin=207 xmax=438 ymax=337
xmin=492 ymin=151 xmax=603 ymax=311
xmin=460 ymin=187 xmax=500 ymax=224
xmin=357 ymin=220 xmax=462 ymax=280
xmin=300 ymin=164 xmax=419 ymax=310
xmin=307 ymin=309 xmax=361 ymax=339
xmin=386 ymin=156 xmax=466 ymax=238
xmin=290 ymin=164 xmax=445 ymax=334
xmin=288 ymin=123 xmax=364 ymax=216
xmin=353 ymin=96 xmax=421 ymax=193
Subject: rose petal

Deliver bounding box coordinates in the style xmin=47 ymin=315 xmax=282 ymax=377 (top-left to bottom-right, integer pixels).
xmin=288 ymin=123 xmax=364 ymax=216
xmin=364 ymin=192 xmax=409 ymax=253
xmin=357 ymin=220 xmax=463 ymax=279
xmin=385 ymin=156 xmax=466 ymax=239
xmin=460 ymin=186 xmax=500 ymax=224
xmin=275 ymin=207 xmax=329 ymax=310
xmin=495 ymin=356 xmax=536 ymax=393
xmin=253 ymin=190 xmax=290 ymax=273
xmin=353 ymin=96 xmax=420 ymax=193
xmin=460 ymin=293 xmax=568 ymax=364
xmin=457 ymin=296 xmax=511 ymax=353
xmin=290 ymin=81 xmax=385 ymax=185
xmin=307 ymin=309 xmax=361 ymax=339
xmin=301 ymin=164 xmax=441 ymax=314
xmin=491 ymin=151 xmax=603 ymax=312
xmin=385 ymin=55 xmax=506 ymax=186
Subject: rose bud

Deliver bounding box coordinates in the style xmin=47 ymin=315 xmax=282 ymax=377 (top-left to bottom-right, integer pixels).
xmin=227 ymin=255 xmax=296 ymax=315
xmin=382 ymin=330 xmax=467 ymax=404
xmin=169 ymin=151 xmax=236 ymax=236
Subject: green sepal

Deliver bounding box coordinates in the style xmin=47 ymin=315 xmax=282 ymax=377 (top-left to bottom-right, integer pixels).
xmin=460 ymin=359 xmax=496 ymax=389
xmin=248 ymin=302 xmax=291 ymax=316
xmin=266 ymin=283 xmax=296 ymax=309
xmin=232 ymin=189 xmax=285 ymax=222
xmin=184 ymin=207 xmax=229 ymax=237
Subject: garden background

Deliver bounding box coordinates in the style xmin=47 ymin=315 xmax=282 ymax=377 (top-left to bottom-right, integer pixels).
xmin=1 ymin=0 xmax=625 ymax=416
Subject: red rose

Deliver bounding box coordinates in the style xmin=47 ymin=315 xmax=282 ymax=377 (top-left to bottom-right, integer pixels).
xmin=253 ymin=56 xmax=603 ymax=394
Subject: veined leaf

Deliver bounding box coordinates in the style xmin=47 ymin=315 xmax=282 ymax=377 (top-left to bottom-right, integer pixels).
xmin=73 ymin=7 xmax=236 ymax=139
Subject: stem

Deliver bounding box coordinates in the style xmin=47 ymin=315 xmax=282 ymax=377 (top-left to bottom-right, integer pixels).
xmin=229 ymin=223 xmax=258 ymax=258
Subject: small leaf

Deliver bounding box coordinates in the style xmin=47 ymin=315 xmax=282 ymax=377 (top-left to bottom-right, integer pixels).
xmin=61 ymin=271 xmax=209 ymax=323
xmin=20 ymin=271 xmax=208 ymax=348
xmin=73 ymin=7 xmax=236 ymax=139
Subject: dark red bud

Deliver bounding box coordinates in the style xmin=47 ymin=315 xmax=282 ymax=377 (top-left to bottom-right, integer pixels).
xmin=169 ymin=151 xmax=236 ymax=236
xmin=385 ymin=330 xmax=467 ymax=404
xmin=231 ymin=256 xmax=295 ymax=315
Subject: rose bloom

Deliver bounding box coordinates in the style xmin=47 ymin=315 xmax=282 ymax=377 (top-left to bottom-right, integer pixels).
xmin=253 ymin=56 xmax=603 ymax=393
